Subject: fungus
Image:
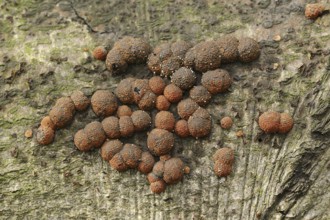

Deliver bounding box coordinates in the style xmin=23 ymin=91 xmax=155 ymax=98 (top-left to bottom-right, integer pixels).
xmin=119 ymin=116 xmax=135 ymax=137
xmin=120 ymin=144 xmax=142 ymax=169
xmin=109 ymin=153 xmax=129 ymax=172
xmin=116 ymin=105 xmax=133 ymax=117
xmin=213 ymin=147 xmax=235 ymax=177
xmin=201 ymin=69 xmax=232 ymax=95
xmin=189 ymin=85 xmax=212 ymax=107
xmin=171 ymin=67 xmax=196 ymax=90
xmin=220 ymin=116 xmax=233 ymax=129
xmin=49 ymin=97 xmax=75 ymax=129
xmin=184 ymin=41 xmax=221 ymax=72
xmin=115 ymin=78 xmax=135 ymax=104
xmin=215 ymin=36 xmax=239 ymax=63
xmin=74 ymin=129 xmax=92 ymax=152
xmin=177 ymin=98 xmax=199 ymax=120
xmin=131 ymin=110 xmax=151 ymax=132
xmin=132 ymin=79 xmax=151 ymax=103
xmin=36 ymin=125 xmax=55 ymax=145
xmin=163 ymin=84 xmax=183 ymax=103
xmin=137 ymin=90 xmax=156 ymax=111
xmin=155 ymin=111 xmax=175 ymax=131
xmin=84 ymin=121 xmax=106 ymax=148
xmin=150 ymin=180 xmax=167 ymax=194
xmin=305 ymin=3 xmax=325 ymax=19
xmin=163 ymin=157 xmax=184 ymax=184
xmin=237 ymin=37 xmax=260 ymax=63
xmin=155 ymin=95 xmax=171 ymax=111
xmin=100 ymin=139 xmax=123 ymax=161
xmin=278 ymin=112 xmax=293 ymax=134
xmin=91 ymin=90 xmax=118 ymax=118
xmin=174 ymin=119 xmax=190 ymax=138
xmin=101 ymin=116 xmax=121 ymax=139
xmin=138 ymin=151 xmax=155 ymax=174
xmin=70 ymin=91 xmax=90 ymax=111
xmin=40 ymin=116 xmax=55 ymax=130
xmin=149 ymin=76 xmax=166 ymax=95
xmin=187 ymin=107 xmax=212 ymax=138
xmin=258 ymin=111 xmax=281 ymax=134
xmin=147 ymin=128 xmax=174 ymax=156
xmin=92 ymin=46 xmax=108 ymax=61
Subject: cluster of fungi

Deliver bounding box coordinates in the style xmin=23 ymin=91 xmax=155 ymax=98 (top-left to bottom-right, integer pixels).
xmin=36 ymin=36 xmax=293 ymax=193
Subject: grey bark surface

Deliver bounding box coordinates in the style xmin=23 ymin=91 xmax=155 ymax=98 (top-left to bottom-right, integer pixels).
xmin=0 ymin=0 xmax=329 ymax=219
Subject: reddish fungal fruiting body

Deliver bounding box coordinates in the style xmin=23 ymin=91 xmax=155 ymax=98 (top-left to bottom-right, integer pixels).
xmin=175 ymin=120 xmax=190 ymax=138
xmin=177 ymin=98 xmax=199 ymax=120
xmin=163 ymin=158 xmax=184 ymax=184
xmin=106 ymin=37 xmax=151 ymax=75
xmin=131 ymin=110 xmax=151 ymax=132
xmin=150 ymin=180 xmax=167 ymax=194
xmin=147 ymin=128 xmax=174 ymax=156
xmin=102 ymin=116 xmax=121 ymax=139
xmin=188 ymin=107 xmax=212 ymax=138
xmin=70 ymin=91 xmax=90 ymax=111
xmin=138 ymin=151 xmax=155 ymax=174
xmin=305 ymin=4 xmax=325 ymax=19
xmin=91 ymin=90 xmax=118 ymax=118
xmin=184 ymin=41 xmax=221 ymax=72
xmin=36 ymin=125 xmax=55 ymax=145
xmin=201 ymin=69 xmax=232 ymax=95
xmin=132 ymin=79 xmax=157 ymax=110
xmin=156 ymin=95 xmax=171 ymax=111
xmin=213 ymin=147 xmax=235 ymax=177
xmin=100 ymin=139 xmax=123 ymax=161
xmin=93 ymin=46 xmax=108 ymax=61
xmin=116 ymin=105 xmax=133 ymax=117
xmin=40 ymin=116 xmax=55 ymax=130
xmin=149 ymin=76 xmax=166 ymax=95
xmin=237 ymin=37 xmax=260 ymax=63
xmin=220 ymin=116 xmax=233 ymax=129
xmin=215 ymin=36 xmax=239 ymax=64
xmin=171 ymin=67 xmax=196 ymax=90
xmin=155 ymin=111 xmax=175 ymax=131
xmin=189 ymin=86 xmax=212 ymax=107
xmin=115 ymin=78 xmax=135 ymax=104
xmin=258 ymin=111 xmax=281 ymax=134
xmin=138 ymin=91 xmax=156 ymax=111
xmin=119 ymin=116 xmax=135 ymax=137
xmin=278 ymin=113 xmax=294 ymax=134
xmin=49 ymin=97 xmax=75 ymax=129
xmin=163 ymin=84 xmax=183 ymax=103
xmin=84 ymin=121 xmax=106 ymax=148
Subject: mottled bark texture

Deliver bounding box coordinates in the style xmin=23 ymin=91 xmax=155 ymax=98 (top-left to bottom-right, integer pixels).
xmin=0 ymin=0 xmax=329 ymax=219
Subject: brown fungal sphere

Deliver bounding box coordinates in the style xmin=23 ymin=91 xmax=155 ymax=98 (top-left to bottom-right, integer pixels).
xmin=184 ymin=41 xmax=221 ymax=72
xmin=147 ymin=53 xmax=161 ymax=74
xmin=138 ymin=152 xmax=155 ymax=174
xmin=92 ymin=46 xmax=108 ymax=61
xmin=40 ymin=116 xmax=55 ymax=130
xmin=91 ymin=90 xmax=118 ymax=118
xmin=152 ymin=160 xmax=165 ymax=177
xmin=163 ymin=157 xmax=184 ymax=184
xmin=147 ymin=128 xmax=174 ymax=156
xmin=171 ymin=67 xmax=196 ymax=90
xmin=84 ymin=121 xmax=106 ymax=148
xmin=201 ymin=69 xmax=232 ymax=95
xmin=105 ymin=49 xmax=128 ymax=75
xmin=163 ymin=84 xmax=183 ymax=103
xmin=258 ymin=111 xmax=281 ymax=134
xmin=115 ymin=78 xmax=135 ymax=104
xmin=189 ymin=86 xmax=212 ymax=107
xmin=215 ymin=36 xmax=239 ymax=63
xmin=155 ymin=111 xmax=175 ymax=131
xmin=109 ymin=153 xmax=129 ymax=172
xmin=36 ymin=126 xmax=55 ymax=145
xmin=101 ymin=116 xmax=121 ymax=139
xmin=305 ymin=3 xmax=325 ymax=19
xmin=49 ymin=97 xmax=75 ymax=129
xmin=278 ymin=113 xmax=293 ymax=134
xmin=100 ymin=139 xmax=123 ymax=161
xmin=150 ymin=180 xmax=166 ymax=194
xmin=149 ymin=76 xmax=166 ymax=95
xmin=177 ymin=98 xmax=199 ymax=120
xmin=138 ymin=91 xmax=156 ymax=111
xmin=116 ymin=105 xmax=133 ymax=117
xmin=214 ymin=161 xmax=232 ymax=177
xmin=74 ymin=129 xmax=92 ymax=151
xmin=188 ymin=107 xmax=212 ymax=138
xmin=161 ymin=56 xmax=182 ymax=77
xmin=132 ymin=79 xmax=150 ymax=104
xmin=70 ymin=91 xmax=90 ymax=111
xmin=119 ymin=116 xmax=135 ymax=137
xmin=131 ymin=110 xmax=151 ymax=132
xmin=156 ymin=95 xmax=171 ymax=111
xmin=147 ymin=172 xmax=161 ymax=183
xmin=120 ymin=144 xmax=142 ymax=169
xmin=213 ymin=147 xmax=235 ymax=165
xmin=220 ymin=116 xmax=233 ymax=130
xmin=237 ymin=37 xmax=260 ymax=63
xmin=175 ymin=120 xmax=190 ymax=138
xmin=171 ymin=40 xmax=192 ymax=60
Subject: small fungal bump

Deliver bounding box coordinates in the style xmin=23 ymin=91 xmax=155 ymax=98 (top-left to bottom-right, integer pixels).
xmin=92 ymin=46 xmax=108 ymax=61
xmin=100 ymin=139 xmax=123 ymax=161
xmin=25 ymin=129 xmax=33 ymax=138
xmin=220 ymin=116 xmax=233 ymax=129
xmin=305 ymin=3 xmax=325 ymax=19
xmin=149 ymin=76 xmax=166 ymax=95
xmin=70 ymin=91 xmax=90 ymax=111
xmin=36 ymin=125 xmax=55 ymax=145
xmin=131 ymin=110 xmax=151 ymax=132
xmin=201 ymin=69 xmax=232 ymax=95
xmin=258 ymin=111 xmax=281 ymax=134
xmin=278 ymin=112 xmax=293 ymax=134
xmin=147 ymin=128 xmax=174 ymax=156
xmin=156 ymin=95 xmax=171 ymax=111
xmin=163 ymin=84 xmax=183 ymax=103
xmin=91 ymin=90 xmax=118 ymax=118
xmin=175 ymin=119 xmax=190 ymax=138
xmin=155 ymin=111 xmax=175 ymax=131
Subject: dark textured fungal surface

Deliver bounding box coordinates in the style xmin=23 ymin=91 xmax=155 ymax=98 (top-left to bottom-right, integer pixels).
xmin=70 ymin=91 xmax=90 ymax=112
xmin=154 ymin=111 xmax=175 ymax=131
xmin=171 ymin=67 xmax=196 ymax=90
xmin=177 ymin=98 xmax=199 ymax=120
xmin=213 ymin=147 xmax=235 ymax=177
xmin=163 ymin=83 xmax=183 ymax=103
xmin=115 ymin=78 xmax=135 ymax=104
xmin=237 ymin=37 xmax=260 ymax=63
xmin=49 ymin=97 xmax=75 ymax=129
xmin=215 ymin=36 xmax=239 ymax=64
xmin=189 ymin=85 xmax=212 ymax=107
xmin=201 ymin=69 xmax=232 ymax=95
xmin=188 ymin=107 xmax=212 ymax=138
xmin=147 ymin=128 xmax=174 ymax=156
xmin=91 ymin=90 xmax=118 ymax=117
xmin=131 ymin=110 xmax=151 ymax=132
xmin=102 ymin=116 xmax=121 ymax=139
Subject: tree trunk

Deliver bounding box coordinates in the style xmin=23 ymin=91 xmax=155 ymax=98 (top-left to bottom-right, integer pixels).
xmin=0 ymin=0 xmax=329 ymax=219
